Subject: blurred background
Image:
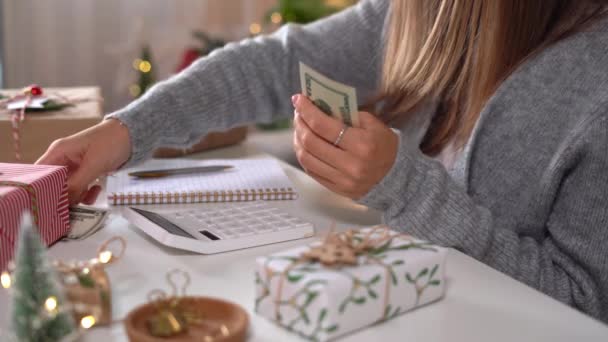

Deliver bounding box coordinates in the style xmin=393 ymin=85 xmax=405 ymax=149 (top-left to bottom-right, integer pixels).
xmin=0 ymin=0 xmax=355 ymax=111
xmin=0 ymin=0 xmax=356 ymax=164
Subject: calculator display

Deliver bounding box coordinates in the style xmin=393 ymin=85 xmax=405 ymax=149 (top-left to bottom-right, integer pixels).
xmin=130 ymin=207 xmax=195 ymax=239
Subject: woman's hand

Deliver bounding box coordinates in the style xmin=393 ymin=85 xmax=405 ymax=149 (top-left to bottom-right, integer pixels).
xmin=36 ymin=119 xmax=132 ymax=205
xmin=292 ymin=94 xmax=398 ymax=199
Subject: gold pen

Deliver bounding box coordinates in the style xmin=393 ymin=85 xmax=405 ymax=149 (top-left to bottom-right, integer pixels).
xmin=128 ymin=165 xmax=233 ymax=178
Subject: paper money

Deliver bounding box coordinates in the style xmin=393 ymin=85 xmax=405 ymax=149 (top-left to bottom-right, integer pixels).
xmin=299 ymin=62 xmax=359 ymax=127
xmin=67 ymin=205 xmax=109 ymax=240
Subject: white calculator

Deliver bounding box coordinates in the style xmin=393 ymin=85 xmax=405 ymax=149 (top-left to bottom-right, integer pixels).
xmin=123 ymin=201 xmax=315 ymax=254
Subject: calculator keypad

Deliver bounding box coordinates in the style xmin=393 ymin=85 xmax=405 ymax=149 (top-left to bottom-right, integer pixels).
xmin=164 ymin=202 xmax=311 ymax=241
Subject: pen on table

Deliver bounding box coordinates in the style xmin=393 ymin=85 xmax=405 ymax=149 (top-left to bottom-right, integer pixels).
xmin=128 ymin=165 xmax=233 ymax=178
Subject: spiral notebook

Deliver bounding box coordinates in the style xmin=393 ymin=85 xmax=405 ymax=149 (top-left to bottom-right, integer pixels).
xmin=106 ymin=158 xmax=298 ymax=205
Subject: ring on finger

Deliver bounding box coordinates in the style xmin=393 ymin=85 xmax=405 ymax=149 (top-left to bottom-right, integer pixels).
xmin=333 ymin=125 xmax=349 ymax=147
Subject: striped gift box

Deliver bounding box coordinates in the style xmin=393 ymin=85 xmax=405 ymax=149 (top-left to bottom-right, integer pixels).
xmin=0 ymin=163 xmax=70 ymax=270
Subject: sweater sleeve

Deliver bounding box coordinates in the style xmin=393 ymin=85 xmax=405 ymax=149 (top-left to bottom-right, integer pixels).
xmin=106 ymin=0 xmax=389 ymax=165
xmin=359 ymin=114 xmax=608 ymax=321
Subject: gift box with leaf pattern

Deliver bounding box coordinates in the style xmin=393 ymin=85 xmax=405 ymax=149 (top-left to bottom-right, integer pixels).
xmin=255 ymin=226 xmax=448 ymax=341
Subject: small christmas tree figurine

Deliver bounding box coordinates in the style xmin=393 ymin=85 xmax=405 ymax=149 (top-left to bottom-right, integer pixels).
xmin=9 ymin=213 xmax=77 ymax=342
xmin=133 ymin=45 xmax=156 ymax=98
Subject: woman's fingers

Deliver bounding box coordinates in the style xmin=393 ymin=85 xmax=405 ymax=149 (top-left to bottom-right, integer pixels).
xmin=36 ymin=119 xmax=132 ymax=204
xmin=293 ymin=94 xmax=360 ymax=151
xmin=293 ymin=128 xmax=341 ymax=183
xmin=294 ymin=121 xmax=365 ymax=194
xmin=291 ymin=94 xmax=399 ymax=200
xmin=82 ymin=185 xmax=102 ymax=205
xmin=293 ymin=113 xmax=356 ymax=171
xmin=296 ymin=112 xmax=381 ymax=185
xmin=36 ymin=140 xmax=70 ymax=166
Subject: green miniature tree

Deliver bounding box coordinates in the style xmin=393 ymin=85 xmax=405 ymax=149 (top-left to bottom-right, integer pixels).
xmin=10 ymin=213 xmax=76 ymax=342
xmin=135 ymin=45 xmax=156 ymax=97
xmin=264 ymin=0 xmax=356 ymax=25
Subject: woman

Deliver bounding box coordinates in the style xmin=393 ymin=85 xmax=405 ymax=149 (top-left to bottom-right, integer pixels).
xmin=38 ymin=0 xmax=608 ymax=321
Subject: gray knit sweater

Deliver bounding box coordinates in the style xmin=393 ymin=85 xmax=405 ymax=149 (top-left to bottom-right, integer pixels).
xmin=108 ymin=0 xmax=608 ymax=322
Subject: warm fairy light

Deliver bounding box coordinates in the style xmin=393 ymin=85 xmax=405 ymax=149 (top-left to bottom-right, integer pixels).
xmin=99 ymin=251 xmax=113 ymax=264
xmin=81 ymin=315 xmax=96 ymax=329
xmin=82 ymin=267 xmax=90 ymax=275
xmin=249 ymin=22 xmax=261 ymax=35
xmin=129 ymin=84 xmax=141 ymax=97
xmin=325 ymin=0 xmax=351 ymax=7
xmin=45 ymin=296 xmax=58 ymax=312
xmin=1 ymin=272 xmax=11 ymax=289
xmin=220 ymin=324 xmax=230 ymax=336
xmin=138 ymin=60 xmax=152 ymax=73
xmin=132 ymin=58 xmax=143 ymax=70
xmin=270 ymin=12 xmax=282 ymax=24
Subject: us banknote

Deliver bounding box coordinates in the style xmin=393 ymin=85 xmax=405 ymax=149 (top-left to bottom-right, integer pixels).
xmin=299 ymin=62 xmax=359 ymax=127
xmin=66 ymin=205 xmax=109 ymax=240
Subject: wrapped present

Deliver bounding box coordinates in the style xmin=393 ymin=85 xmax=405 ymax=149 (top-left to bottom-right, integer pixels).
xmin=0 ymin=86 xmax=103 ymax=163
xmin=0 ymin=163 xmax=70 ymax=270
xmin=255 ymin=226 xmax=448 ymax=341
xmin=153 ymin=126 xmax=248 ymax=158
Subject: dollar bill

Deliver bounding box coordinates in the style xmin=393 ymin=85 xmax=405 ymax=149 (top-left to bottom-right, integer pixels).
xmin=299 ymin=62 xmax=359 ymax=127
xmin=66 ymin=205 xmax=109 ymax=240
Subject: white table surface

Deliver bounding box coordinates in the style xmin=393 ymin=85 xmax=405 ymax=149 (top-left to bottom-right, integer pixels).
xmin=2 ymin=143 xmax=607 ymax=341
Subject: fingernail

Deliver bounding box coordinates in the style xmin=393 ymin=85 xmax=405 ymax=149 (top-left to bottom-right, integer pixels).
xmin=291 ymin=94 xmax=299 ymax=106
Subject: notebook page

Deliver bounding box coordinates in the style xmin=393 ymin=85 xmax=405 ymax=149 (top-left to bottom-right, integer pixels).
xmin=107 ymin=158 xmax=296 ymax=198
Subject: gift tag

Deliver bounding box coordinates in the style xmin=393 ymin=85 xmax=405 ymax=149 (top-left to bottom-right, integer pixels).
xmin=7 ymin=96 xmax=49 ymax=110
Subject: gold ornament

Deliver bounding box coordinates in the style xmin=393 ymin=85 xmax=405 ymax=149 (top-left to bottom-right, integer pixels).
xmin=146 ymin=269 xmax=197 ymax=338
xmin=54 ymin=236 xmax=127 ymax=327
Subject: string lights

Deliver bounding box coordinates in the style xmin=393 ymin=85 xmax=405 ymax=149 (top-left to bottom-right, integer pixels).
xmin=45 ymin=296 xmax=58 ymax=312
xmin=1 ymin=271 xmax=10 ymax=288
xmin=1 ymin=238 xmax=126 ymax=334
xmin=129 ymin=84 xmax=141 ymax=98
xmin=80 ymin=315 xmax=96 ymax=329
xmin=129 ymin=55 xmax=153 ymax=98
xmin=98 ymin=250 xmax=113 ymax=264
xmin=270 ymin=12 xmax=283 ymax=24
xmin=132 ymin=58 xmax=152 ymax=74
xmin=249 ymin=22 xmax=262 ymax=35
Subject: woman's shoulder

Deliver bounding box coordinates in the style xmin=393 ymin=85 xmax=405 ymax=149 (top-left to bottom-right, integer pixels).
xmin=508 ymin=15 xmax=608 ymax=124
xmin=532 ymin=15 xmax=608 ymax=83
xmin=471 ymin=16 xmax=608 ymax=169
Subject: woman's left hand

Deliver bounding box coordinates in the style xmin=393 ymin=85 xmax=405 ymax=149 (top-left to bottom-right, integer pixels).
xmin=292 ymin=94 xmax=399 ymax=200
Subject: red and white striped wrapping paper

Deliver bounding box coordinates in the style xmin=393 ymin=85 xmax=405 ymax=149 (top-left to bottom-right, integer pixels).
xmin=0 ymin=163 xmax=70 ymax=270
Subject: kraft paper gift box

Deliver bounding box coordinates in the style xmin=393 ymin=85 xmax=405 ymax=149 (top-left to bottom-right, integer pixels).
xmin=255 ymin=226 xmax=448 ymax=342
xmin=0 ymin=163 xmax=70 ymax=270
xmin=0 ymin=87 xmax=103 ymax=163
xmin=153 ymin=126 xmax=249 ymax=158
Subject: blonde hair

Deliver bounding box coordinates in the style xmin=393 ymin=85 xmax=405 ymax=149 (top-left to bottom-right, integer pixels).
xmin=381 ymin=0 xmax=606 ymax=155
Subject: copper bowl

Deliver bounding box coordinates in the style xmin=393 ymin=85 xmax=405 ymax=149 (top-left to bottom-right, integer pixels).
xmin=124 ymin=296 xmax=248 ymax=342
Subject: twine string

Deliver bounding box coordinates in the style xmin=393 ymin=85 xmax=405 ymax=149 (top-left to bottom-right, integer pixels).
xmin=274 ymin=225 xmax=412 ymax=323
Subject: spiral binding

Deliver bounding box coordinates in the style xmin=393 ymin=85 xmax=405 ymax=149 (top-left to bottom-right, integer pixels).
xmin=108 ymin=188 xmax=297 ymax=205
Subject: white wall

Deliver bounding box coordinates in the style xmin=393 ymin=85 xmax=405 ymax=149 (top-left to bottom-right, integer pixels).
xmin=2 ymin=0 xmax=275 ymax=111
